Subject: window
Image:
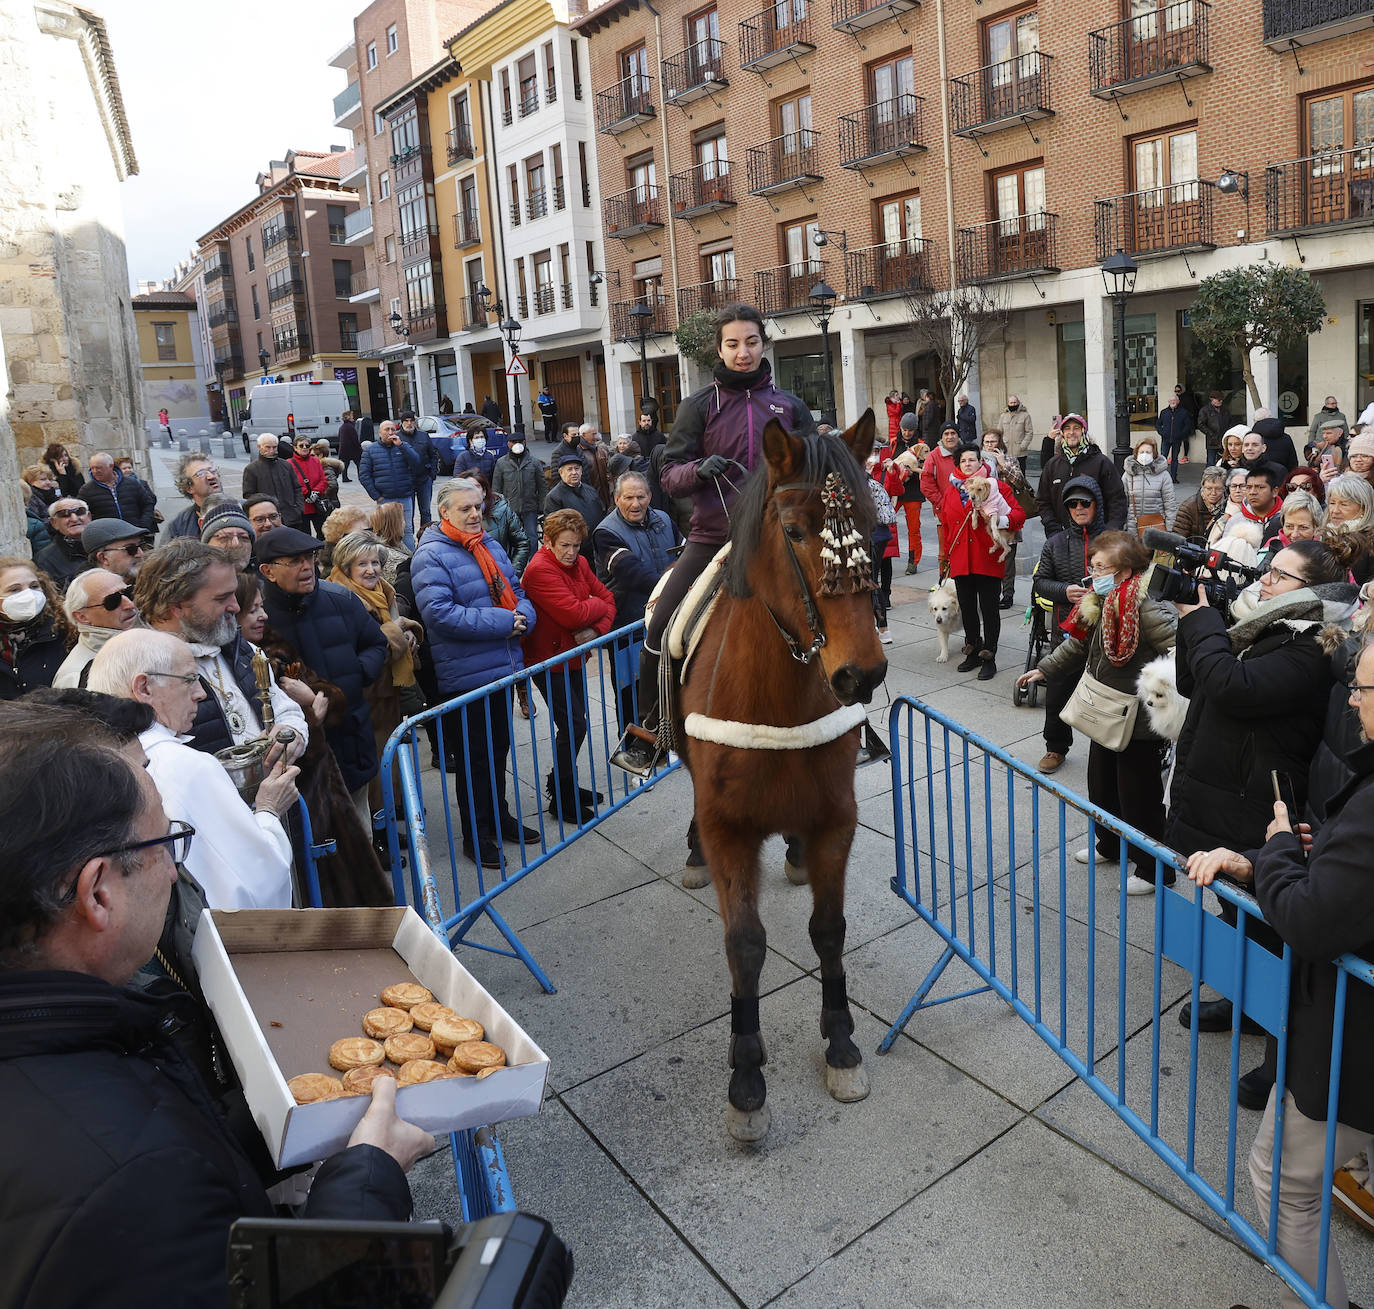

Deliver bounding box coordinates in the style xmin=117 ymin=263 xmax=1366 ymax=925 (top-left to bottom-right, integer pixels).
xmin=578 ymin=141 xmax=592 ymax=207
xmin=628 ymin=155 xmax=656 ymax=205
xmin=586 ymin=240 xmax=598 ymax=303
xmin=396 ymin=182 xmax=429 ymax=243
xmin=632 ymin=255 xmax=662 ymax=303
xmin=869 ymin=54 xmax=913 ymax=112
xmin=1127 ymin=0 xmax=1196 ymax=42
xmin=783 ymin=217 xmax=820 ymax=273
xmin=327 ymin=204 xmax=347 ymax=243
xmin=404 ymin=261 xmax=435 ymax=317
xmin=384 ymin=235 xmax=396 ymax=264
xmin=558 ymin=243 xmax=572 ymax=306
xmin=991 ymin=161 xmax=1049 ymax=266
xmin=453 ymin=92 xmax=472 ymax=147
xmin=518 ymin=54 xmax=538 ymax=115
xmin=544 ymin=42 xmax=557 ymax=102
xmin=154 ymin=322 xmax=177 ymax=360
xmin=878 ymin=191 xmax=922 ymax=251
xmin=526 ymin=154 xmax=547 ymax=218
xmin=1127 ymin=126 xmax=1203 ymax=249
xmin=704 ymin=246 xmax=736 ymax=283
xmin=338 ymin=312 xmax=358 ymax=349
xmin=366 ymin=42 xmax=377 ymax=69
xmin=391 ymin=108 xmax=419 ymax=159
xmin=551 ymin=144 xmax=565 ymax=209
xmin=251 ymin=285 xmax=260 ymax=319
xmin=373 ymin=110 xmax=385 ymax=136
xmin=1131 ymin=125 xmax=1197 ymax=196
xmin=332 ymin=259 xmax=353 ymax=298
xmin=1305 ymin=82 xmax=1374 ymax=160
xmin=256 ymin=331 xmax=264 ymax=354
xmin=267 ymin=264 xmax=300 ymax=300
xmin=696 ymin=128 xmax=728 ymax=179
xmin=389 ymin=296 xmax=402 ymax=320
xmin=571 ymin=38 xmax=583 ymax=100
xmin=515 ymin=258 xmax=528 ymax=314
xmin=507 ymin=164 xmax=521 ymax=225
xmin=386 ymin=23 xmax=397 ymax=54
xmin=459 ymin=175 xmax=479 ymax=235
xmin=687 ymin=7 xmax=721 ymax=81
xmin=245 ymin=236 xmax=255 ymax=272
xmin=500 ymin=70 xmax=513 ymax=125
xmin=777 ymin=92 xmax=812 ymax=153
xmin=533 ymin=251 xmax=554 ymax=313
xmin=773 ymin=0 xmax=806 ymax=34
xmin=379 ymin=171 xmax=390 ymax=200
xmin=621 ymin=45 xmax=651 ymax=117
xmin=982 ymin=5 xmax=1040 ymax=117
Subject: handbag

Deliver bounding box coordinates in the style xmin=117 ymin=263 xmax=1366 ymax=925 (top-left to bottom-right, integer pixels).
xmin=1060 ymin=669 xmax=1139 ymax=752
xmin=1128 ymin=480 xmax=1165 ymax=539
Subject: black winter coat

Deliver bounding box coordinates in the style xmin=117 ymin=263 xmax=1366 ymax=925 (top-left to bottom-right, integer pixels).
xmin=0 ymin=615 xmax=69 ymax=699
xmin=1037 ymin=445 xmax=1128 ymax=535
xmin=0 ymin=970 xmax=411 ymax=1309
xmin=241 ymin=456 xmax=305 ymax=528
xmin=1304 ymin=635 xmax=1362 ymax=829
xmin=337 ymin=418 xmax=362 ymax=464
xmin=545 ymin=480 xmax=608 ymax=559
xmin=1253 ymin=416 xmax=1299 ymax=473
xmin=260 ymin=578 xmax=388 ymax=791
xmin=77 ymin=473 xmax=157 ymax=532
xmin=1250 ymin=741 xmax=1374 ymax=1131
xmin=1167 ymin=598 xmax=1334 ymax=856
xmin=1031 ymin=474 xmax=1107 ymax=647
xmin=33 ymin=534 xmax=88 ymax=588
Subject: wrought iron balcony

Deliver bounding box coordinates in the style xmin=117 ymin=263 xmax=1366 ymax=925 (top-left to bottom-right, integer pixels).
xmin=1266 ymin=145 xmax=1374 ymax=235
xmin=604 ymin=185 xmax=664 ymax=239
xmin=262 ymin=223 xmax=297 ymax=252
xmin=400 ymin=225 xmax=439 ymax=262
xmin=746 ymin=130 xmax=821 ymax=196
xmin=560 ymin=281 xmax=574 ymax=310
xmin=453 ymin=209 xmax=480 ymax=247
xmin=754 ymin=259 xmax=829 ymax=316
xmin=611 ymin=294 xmax=673 ymax=341
xmin=831 ymin=0 xmax=918 ymax=34
xmin=202 ymin=260 xmax=227 ymax=285
xmin=1090 ymin=1 xmax=1210 ymax=97
xmin=669 ymin=161 xmax=736 ymax=218
xmin=339 ymin=328 xmax=358 ymax=351
xmin=206 ymin=301 xmax=237 ymax=329
xmin=662 ymin=38 xmax=728 ymax=104
xmin=844 ymin=240 xmax=933 ymax=300
xmin=596 ymin=74 xmax=655 ymax=134
xmin=839 ymin=94 xmax=925 ymax=168
xmin=1094 ymin=181 xmax=1217 ymax=260
xmin=461 ymin=292 xmax=489 ymax=331
xmin=533 ymin=285 xmax=555 ymax=315
xmin=553 ymin=181 xmax=566 ymax=211
xmin=516 ymin=293 xmax=529 ymax=317
xmin=677 ymin=277 xmax=740 ymax=319
xmin=267 ymin=278 xmax=304 ymax=304
xmin=447 ymin=124 xmax=475 ymax=166
xmin=527 ymin=186 xmax=549 ymax=221
xmin=950 ymin=51 xmax=1054 ymax=137
xmin=955 ymin=213 xmax=1059 ymax=283
xmin=518 ymin=87 xmax=540 ymax=118
xmin=739 ymin=1 xmax=815 ymax=71
xmin=273 ymin=329 xmax=309 ymax=358
xmin=1263 ymin=0 xmax=1372 ymax=47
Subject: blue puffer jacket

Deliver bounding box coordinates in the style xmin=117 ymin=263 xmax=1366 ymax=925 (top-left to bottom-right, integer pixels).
xmin=360 ymin=441 xmax=421 ymax=502
xmin=453 ymin=447 xmax=497 ymax=482
xmin=411 ymin=530 xmax=535 ymax=696
xmin=259 ymin=578 xmax=389 ymax=791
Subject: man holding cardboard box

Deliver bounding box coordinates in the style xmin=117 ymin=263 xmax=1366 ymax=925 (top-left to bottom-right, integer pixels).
xmin=0 ymin=710 xmax=433 ymax=1307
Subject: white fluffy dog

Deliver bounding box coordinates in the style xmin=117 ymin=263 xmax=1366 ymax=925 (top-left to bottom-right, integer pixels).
xmin=1136 ymin=652 xmax=1188 ymax=741
xmin=927 ymin=578 xmax=962 ymax=662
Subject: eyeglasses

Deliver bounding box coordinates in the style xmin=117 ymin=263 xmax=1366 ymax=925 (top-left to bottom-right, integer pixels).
xmin=144 ymin=669 xmax=201 ymax=686
xmin=59 ymin=820 xmax=196 ymax=904
xmin=266 ymin=554 xmax=316 ymax=568
xmin=211 ymin=531 xmax=252 ymax=546
xmin=98 ymin=585 xmax=136 ymax=611
xmin=51 ymin=507 xmax=90 ymax=519
xmin=1064 ymin=500 xmax=1093 ymax=510
xmin=250 ymin=514 xmax=283 ymax=528
xmin=1348 ymin=682 xmax=1374 ymax=699
xmin=1086 ymin=564 xmax=1118 ymax=577
xmin=191 ymin=467 xmax=220 ymax=480
xmin=106 ymin=541 xmax=149 ymax=558
xmin=1263 ymin=564 xmax=1305 ymax=586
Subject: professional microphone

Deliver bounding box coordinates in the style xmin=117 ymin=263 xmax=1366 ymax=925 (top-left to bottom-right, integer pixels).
xmin=1141 ymin=527 xmax=1188 ymax=555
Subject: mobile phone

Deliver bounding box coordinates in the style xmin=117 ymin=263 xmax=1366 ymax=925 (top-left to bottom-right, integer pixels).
xmin=1270 ymin=770 xmax=1300 ymax=833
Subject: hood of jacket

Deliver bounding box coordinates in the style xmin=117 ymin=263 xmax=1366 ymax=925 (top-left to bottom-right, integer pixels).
xmin=1227 ymin=581 xmax=1359 ymax=653
xmin=1061 ymin=474 xmax=1106 ymax=533
xmin=1252 ymin=416 xmax=1288 ymax=444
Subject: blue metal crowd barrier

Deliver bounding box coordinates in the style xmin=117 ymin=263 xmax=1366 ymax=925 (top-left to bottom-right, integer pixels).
xmin=882 ymin=694 xmax=1373 ymax=1309
xmin=378 ymin=622 xmax=682 ymax=994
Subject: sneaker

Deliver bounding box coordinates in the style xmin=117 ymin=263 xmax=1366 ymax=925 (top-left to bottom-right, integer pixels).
xmin=879 ymin=628 xmax=894 ymax=645
xmin=1334 ymin=1165 xmax=1374 ymax=1235
xmin=1125 ymin=874 xmax=1156 ymax=896
xmin=1037 ymin=751 xmax=1065 ymax=773
xmin=956 ymin=651 xmax=982 ymax=673
xmin=905 ymin=559 xmax=920 ymax=575
xmin=1073 ymin=848 xmax=1116 ymax=865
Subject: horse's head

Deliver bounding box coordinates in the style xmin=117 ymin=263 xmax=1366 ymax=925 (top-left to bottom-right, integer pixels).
xmin=726 ymin=409 xmax=888 ymax=705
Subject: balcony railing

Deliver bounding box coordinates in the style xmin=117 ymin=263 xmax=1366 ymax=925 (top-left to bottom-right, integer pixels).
xmin=462 ymin=292 xmax=489 ymax=330
xmin=596 ymin=74 xmax=655 ymax=134
xmin=747 ymin=129 xmax=821 ymax=195
xmin=662 ymin=38 xmax=728 ymax=104
xmin=262 ymin=223 xmax=297 ymax=252
xmin=560 ymin=280 xmax=574 ymax=309
xmin=206 ymin=301 xmax=237 ymax=329
xmin=1266 ymin=145 xmax=1374 ymax=235
xmin=509 ymin=197 xmax=521 ymax=227
xmin=839 ymin=94 xmax=925 ymax=168
xmin=677 ymin=277 xmax=740 ymax=319
xmin=611 ymin=294 xmax=673 ymax=341
xmin=950 ymin=51 xmax=1054 ymax=136
xmin=955 ymin=212 xmax=1060 ymax=283
xmin=340 ymin=329 xmax=358 ymax=351
xmin=670 ymin=161 xmax=736 ymax=217
xmin=447 ymin=124 xmax=475 ymax=166
xmin=831 ymin=0 xmax=918 ymax=34
xmin=754 ymin=259 xmax=829 ymax=316
xmin=604 ymin=185 xmax=664 ymax=239
xmin=533 ymin=285 xmax=555 ymax=315
xmin=739 ymin=1 xmax=816 ymax=70
xmin=1263 ymin=0 xmax=1372 ymax=46
xmin=1089 ymin=2 xmax=1210 ymax=97
xmin=844 ymin=240 xmax=933 ymax=300
xmin=516 ymin=293 xmax=529 ymax=318
xmin=1094 ymin=180 xmax=1217 ymax=260
xmin=267 ymin=278 xmax=304 ymax=303
xmin=355 ymin=327 xmax=383 ymax=356
xmin=518 ymin=87 xmax=539 ymax=118
xmin=333 ymin=80 xmax=361 ymax=125
xmin=527 ymin=186 xmax=549 ymax=221
xmin=407 ymin=309 xmax=445 ymax=339
xmin=273 ymin=330 xmax=309 ymax=358
xmin=214 ymin=351 xmax=244 ymax=375
xmin=343 ymin=206 xmax=373 ymax=242
xmin=349 ymin=266 xmax=378 ymax=298
xmin=202 ymin=261 xmax=227 ymax=285
xmin=400 ymin=225 xmax=440 ymax=261
xmin=553 ymin=181 xmax=566 ymax=211
xmin=453 ymin=208 xmax=481 ymax=247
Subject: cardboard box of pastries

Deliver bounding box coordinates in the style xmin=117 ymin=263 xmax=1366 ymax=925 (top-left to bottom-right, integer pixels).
xmin=191 ymin=905 xmax=549 ymax=1168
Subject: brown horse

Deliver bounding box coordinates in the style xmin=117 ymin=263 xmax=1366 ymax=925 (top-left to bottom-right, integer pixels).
xmin=678 ymin=411 xmax=887 ymax=1140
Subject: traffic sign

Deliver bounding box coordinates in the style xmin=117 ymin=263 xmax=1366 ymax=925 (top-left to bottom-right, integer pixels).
xmin=506 ymin=354 xmax=528 ymax=378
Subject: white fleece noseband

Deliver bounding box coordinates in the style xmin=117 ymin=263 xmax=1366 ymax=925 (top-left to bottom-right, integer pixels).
xmin=683 ymin=703 xmax=867 ymax=750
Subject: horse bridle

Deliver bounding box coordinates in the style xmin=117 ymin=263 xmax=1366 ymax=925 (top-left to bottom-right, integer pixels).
xmin=766 ymin=481 xmax=828 ymax=664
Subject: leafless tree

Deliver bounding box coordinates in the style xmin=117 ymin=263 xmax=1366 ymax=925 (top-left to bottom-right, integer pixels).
xmin=900 ymin=282 xmax=1011 ymax=408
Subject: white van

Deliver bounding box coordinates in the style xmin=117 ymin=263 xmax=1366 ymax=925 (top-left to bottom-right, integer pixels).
xmin=243 ymin=380 xmax=350 ymax=443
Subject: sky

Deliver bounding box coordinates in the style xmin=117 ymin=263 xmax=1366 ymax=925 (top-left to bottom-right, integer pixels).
xmin=100 ymin=0 xmax=351 ymax=289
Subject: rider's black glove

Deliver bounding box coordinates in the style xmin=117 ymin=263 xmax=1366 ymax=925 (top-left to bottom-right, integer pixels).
xmin=697 ymin=454 xmax=732 ymax=481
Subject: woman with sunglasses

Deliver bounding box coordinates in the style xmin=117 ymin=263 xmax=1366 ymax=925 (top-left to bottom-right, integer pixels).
xmin=0 ymin=557 xmax=74 ymax=699
xmin=52 ymin=569 xmax=138 ymax=688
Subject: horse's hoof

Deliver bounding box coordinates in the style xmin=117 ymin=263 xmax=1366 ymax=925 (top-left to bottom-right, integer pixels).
xmin=826 ymin=1060 xmax=871 ymax=1103
xmin=726 ymin=1102 xmax=772 ymax=1142
xmin=681 ymin=863 xmax=710 ymax=889
xmin=783 ymin=856 xmax=808 ymax=886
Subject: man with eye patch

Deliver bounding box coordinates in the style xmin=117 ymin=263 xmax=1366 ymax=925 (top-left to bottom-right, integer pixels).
xmin=53 ymin=569 xmax=140 ymax=689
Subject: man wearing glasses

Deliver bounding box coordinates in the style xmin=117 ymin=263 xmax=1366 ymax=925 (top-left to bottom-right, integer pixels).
xmin=33 ymin=498 xmax=92 ymax=586
xmin=53 ymin=569 xmax=139 ymax=689
xmin=243 ymin=494 xmax=284 ymax=536
xmin=199 ymin=500 xmax=256 ymax=571
xmin=81 ymin=519 xmax=151 ymax=582
xmin=0 ymin=703 xmax=429 ymax=1305
xmin=164 ymin=454 xmax=224 ymax=540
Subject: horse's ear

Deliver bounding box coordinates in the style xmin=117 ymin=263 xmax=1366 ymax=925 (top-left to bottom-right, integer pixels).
xmin=763 ymin=418 xmax=804 ymax=481
xmin=841 ymin=409 xmax=877 ymax=468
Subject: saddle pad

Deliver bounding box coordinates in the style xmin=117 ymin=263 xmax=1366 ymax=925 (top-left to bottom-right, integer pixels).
xmin=654 ymin=541 xmax=732 ymax=670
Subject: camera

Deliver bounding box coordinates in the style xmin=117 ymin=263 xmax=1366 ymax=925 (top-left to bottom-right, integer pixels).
xmin=227 ymin=1211 xmax=572 ymax=1309
xmin=1142 ymin=528 xmax=1262 ymax=620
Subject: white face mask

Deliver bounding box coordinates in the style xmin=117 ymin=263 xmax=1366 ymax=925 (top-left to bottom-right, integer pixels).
xmin=471 ymin=438 xmax=487 ymax=454
xmin=1137 ymin=450 xmax=1155 ymax=466
xmin=1 ymin=588 xmax=46 ymax=623
xmin=509 ymin=443 xmax=524 ymax=455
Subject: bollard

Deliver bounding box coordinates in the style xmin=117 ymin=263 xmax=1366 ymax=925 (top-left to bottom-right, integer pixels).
xmin=218 ymin=433 xmax=237 ymax=460
xmin=177 ymin=429 xmax=190 ymax=452
xmin=197 ymin=430 xmax=212 ymax=455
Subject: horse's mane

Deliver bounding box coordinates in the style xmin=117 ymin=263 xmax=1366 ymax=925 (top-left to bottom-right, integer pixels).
xmin=723 ymin=430 xmax=876 ymax=598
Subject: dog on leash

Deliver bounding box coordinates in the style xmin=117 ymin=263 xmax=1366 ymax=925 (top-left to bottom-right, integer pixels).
xmin=927 ymin=578 xmax=962 ymax=662
xmin=960 ymin=475 xmax=1014 ymax=562
xmin=1136 ymin=652 xmax=1188 ymax=741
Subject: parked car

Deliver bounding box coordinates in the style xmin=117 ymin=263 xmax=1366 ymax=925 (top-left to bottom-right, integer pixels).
xmin=419 ymin=414 xmax=507 ymax=475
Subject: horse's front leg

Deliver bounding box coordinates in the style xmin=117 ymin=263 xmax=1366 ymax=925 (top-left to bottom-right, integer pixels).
xmin=807 ymin=821 xmax=871 ymax=1103
xmin=702 ymin=817 xmax=771 ymax=1142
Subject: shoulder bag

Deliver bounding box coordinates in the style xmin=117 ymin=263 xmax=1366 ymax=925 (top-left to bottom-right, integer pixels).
xmin=1129 ymin=477 xmax=1165 ymax=540
xmin=1059 ymin=668 xmax=1139 ymax=752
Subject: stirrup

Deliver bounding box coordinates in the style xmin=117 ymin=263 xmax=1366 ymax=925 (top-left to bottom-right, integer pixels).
xmin=610 ymin=723 xmax=666 ymax=779
xmin=854 ymin=721 xmax=891 ymax=768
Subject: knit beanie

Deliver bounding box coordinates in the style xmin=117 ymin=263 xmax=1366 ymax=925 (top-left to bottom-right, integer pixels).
xmin=200 ymin=500 xmax=254 ymax=543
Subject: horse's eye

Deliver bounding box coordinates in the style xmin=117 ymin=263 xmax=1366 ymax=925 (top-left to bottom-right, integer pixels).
xmin=784 ymin=522 xmax=807 ymax=543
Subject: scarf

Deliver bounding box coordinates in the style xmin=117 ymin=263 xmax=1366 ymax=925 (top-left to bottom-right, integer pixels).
xmin=1060 ymin=572 xmax=1147 ymax=666
xmin=438 ymin=518 xmax=518 ymax=611
xmin=329 ymin=568 xmax=416 ymax=687
xmin=1239 ymin=495 xmax=1282 ymax=524
xmin=76 ymin=622 xmax=120 ymax=654
xmin=1227 ymin=586 xmax=1328 ymax=654
xmin=713 ymin=358 xmax=772 ymax=391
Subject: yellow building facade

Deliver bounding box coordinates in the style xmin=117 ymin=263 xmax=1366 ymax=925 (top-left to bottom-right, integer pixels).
xmin=132 ymin=291 xmax=210 ymax=427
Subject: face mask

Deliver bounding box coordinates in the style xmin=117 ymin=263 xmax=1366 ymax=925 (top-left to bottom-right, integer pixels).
xmin=1092 ymin=574 xmax=1116 ymax=597
xmin=509 ymin=443 xmax=524 ymax=455
xmin=1 ymin=588 xmax=46 ymax=623
xmin=1007 ymin=403 xmax=1019 ymax=411
xmin=471 ymin=438 xmax=486 ymax=454
xmin=1137 ymin=451 xmax=1154 ymax=466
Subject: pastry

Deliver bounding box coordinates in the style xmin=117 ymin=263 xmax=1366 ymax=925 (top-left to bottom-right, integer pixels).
xmin=342 ymin=1064 xmax=396 ymax=1095
xmin=384 ymin=1032 xmax=436 ymax=1064
xmin=448 ymin=1041 xmax=507 ymax=1075
xmin=409 ymin=1002 xmax=455 ymax=1032
xmin=380 ymin=982 xmax=433 ymax=1010
xmin=288 ymin=1073 xmax=345 ymax=1104
xmin=328 ymin=1036 xmax=386 ymax=1070
xmin=431 ymin=1014 xmax=483 ymax=1054
xmin=476 ymin=1066 xmax=500 ymax=1081
xmin=362 ymin=1007 xmax=413 ymax=1039
xmin=397 ymin=1059 xmax=455 ymax=1086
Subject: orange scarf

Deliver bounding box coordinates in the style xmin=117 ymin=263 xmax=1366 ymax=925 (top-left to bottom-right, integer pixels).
xmin=439 ymin=518 xmax=517 ymax=610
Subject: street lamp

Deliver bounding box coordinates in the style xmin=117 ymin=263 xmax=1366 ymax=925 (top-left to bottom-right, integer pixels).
xmin=388 ymin=309 xmax=410 ymax=338
xmin=1100 ymin=247 xmax=1138 ymax=470
xmin=499 ymin=315 xmax=525 ymax=435
xmin=629 ymin=298 xmax=654 ymax=417
xmin=257 ymin=346 xmax=270 ymax=376
xmin=810 ymin=280 xmax=838 ymax=429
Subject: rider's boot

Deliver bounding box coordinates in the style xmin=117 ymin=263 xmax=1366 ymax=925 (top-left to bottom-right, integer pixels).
xmin=610 ymin=646 xmax=667 ymax=778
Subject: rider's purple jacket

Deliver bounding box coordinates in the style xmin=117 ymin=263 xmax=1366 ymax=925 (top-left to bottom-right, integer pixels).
xmin=659 ymin=361 xmax=814 ymax=545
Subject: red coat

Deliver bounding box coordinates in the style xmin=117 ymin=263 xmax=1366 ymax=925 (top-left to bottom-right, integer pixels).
xmin=885 ymin=396 xmax=903 ymax=444
xmin=938 ymin=469 xmax=1026 ymax=579
xmin=519 ymin=547 xmax=615 ymax=669
xmin=288 ymin=453 xmax=328 ymax=516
